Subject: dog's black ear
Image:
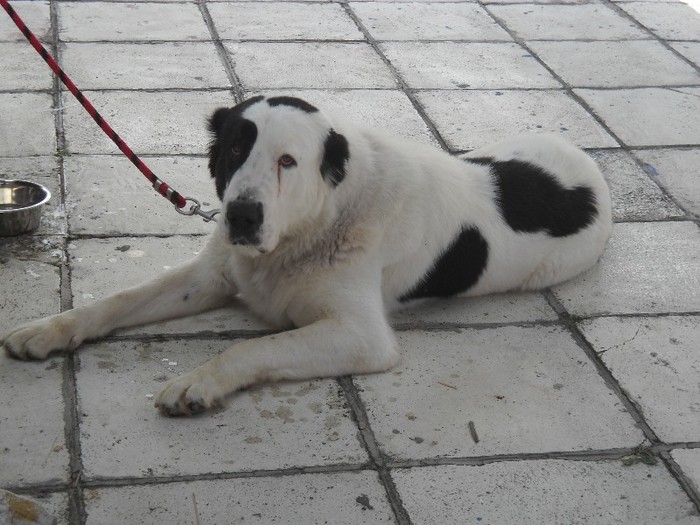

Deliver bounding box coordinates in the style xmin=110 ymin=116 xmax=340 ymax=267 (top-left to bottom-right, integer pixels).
xmin=208 ymin=107 xmax=231 ymax=138
xmin=321 ymin=130 xmax=349 ymax=187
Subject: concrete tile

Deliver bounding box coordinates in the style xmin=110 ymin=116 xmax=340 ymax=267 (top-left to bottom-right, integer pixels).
xmin=61 ymin=42 xmax=230 ymax=90
xmin=0 ymin=352 xmax=68 ymax=486
xmin=257 ymin=89 xmax=436 ymax=144
xmin=382 ymin=42 xmax=560 ymax=89
xmin=0 ymin=257 xmax=60 ymax=336
xmin=391 ymin=292 xmax=558 ymax=326
xmin=350 ymin=2 xmax=512 ymax=41
xmin=0 ymin=156 xmax=67 ymax=235
xmin=224 ymin=42 xmax=396 ymax=89
xmin=588 ymin=150 xmax=684 ymax=221
xmin=30 ymin=492 xmax=70 ymax=525
xmin=634 ymin=148 xmax=700 ymax=218
xmin=672 ymin=449 xmax=700 ymax=494
xmin=69 ymin=236 xmax=271 ymax=334
xmin=0 ymin=93 xmax=55 ymax=156
xmin=355 ymin=326 xmax=643 ymax=460
xmin=488 ymin=4 xmax=649 ymax=40
xmin=579 ymin=316 xmax=700 ymax=442
xmin=208 ymin=2 xmax=362 ymax=40
xmin=671 ymin=42 xmax=700 ymax=66
xmin=416 ymin=90 xmax=617 ymax=151
xmin=62 ymin=90 xmax=234 ymax=155
xmin=77 ymin=339 xmax=366 ymax=478
xmin=552 ymin=222 xmax=700 ymax=316
xmin=393 ymin=461 xmax=700 ymax=524
xmin=529 ymin=40 xmax=700 ymax=88
xmin=58 ymin=2 xmax=211 ymax=42
xmin=0 ymin=42 xmax=54 ymax=91
xmin=0 ymin=1 xmax=51 ymax=43
xmin=619 ymin=1 xmax=700 ymax=40
xmin=83 ymin=472 xmax=395 ymax=524
xmin=64 ymin=155 xmax=218 ymax=235
xmin=578 ymin=87 xmax=700 ymax=147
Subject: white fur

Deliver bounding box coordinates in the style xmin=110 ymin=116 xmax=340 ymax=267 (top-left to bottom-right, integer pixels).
xmin=1 ymin=98 xmax=612 ymax=416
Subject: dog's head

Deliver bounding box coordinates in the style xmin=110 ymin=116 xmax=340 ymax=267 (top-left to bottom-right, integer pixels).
xmin=207 ymin=96 xmax=349 ymax=254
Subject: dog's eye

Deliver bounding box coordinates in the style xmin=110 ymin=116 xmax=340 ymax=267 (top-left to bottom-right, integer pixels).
xmin=279 ymin=154 xmax=296 ymax=168
xmin=232 ymin=145 xmax=241 ymax=157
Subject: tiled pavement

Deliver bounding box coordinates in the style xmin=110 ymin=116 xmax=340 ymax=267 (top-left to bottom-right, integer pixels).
xmin=0 ymin=0 xmax=699 ymax=523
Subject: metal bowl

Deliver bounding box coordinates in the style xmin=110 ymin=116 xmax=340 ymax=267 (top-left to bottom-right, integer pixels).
xmin=0 ymin=180 xmax=52 ymax=236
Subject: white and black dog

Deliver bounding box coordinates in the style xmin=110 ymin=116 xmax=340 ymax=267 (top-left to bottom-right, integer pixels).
xmin=1 ymin=96 xmax=612 ymax=416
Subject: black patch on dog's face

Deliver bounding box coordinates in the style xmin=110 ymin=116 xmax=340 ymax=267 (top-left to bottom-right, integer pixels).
xmin=267 ymin=96 xmax=319 ymax=113
xmin=321 ymin=129 xmax=349 ymax=187
xmin=207 ymin=97 xmax=264 ymax=199
xmin=468 ymin=157 xmax=597 ymax=237
xmin=399 ymin=226 xmax=489 ymax=302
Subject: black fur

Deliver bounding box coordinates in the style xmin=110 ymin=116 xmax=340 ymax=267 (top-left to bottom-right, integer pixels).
xmin=207 ymin=97 xmax=264 ymax=199
xmin=399 ymin=226 xmax=489 ymax=302
xmin=468 ymin=157 xmax=597 ymax=237
xmin=321 ymin=130 xmax=349 ymax=187
xmin=267 ymin=96 xmax=319 ymax=113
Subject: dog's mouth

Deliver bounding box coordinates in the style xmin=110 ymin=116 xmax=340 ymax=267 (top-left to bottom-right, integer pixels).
xmin=228 ymin=235 xmax=268 ymax=254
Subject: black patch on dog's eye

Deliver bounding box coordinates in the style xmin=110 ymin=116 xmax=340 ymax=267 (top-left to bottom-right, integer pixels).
xmin=468 ymin=157 xmax=597 ymax=237
xmin=399 ymin=226 xmax=489 ymax=302
xmin=267 ymin=96 xmax=319 ymax=113
xmin=321 ymin=129 xmax=349 ymax=187
xmin=207 ymin=97 xmax=263 ymax=200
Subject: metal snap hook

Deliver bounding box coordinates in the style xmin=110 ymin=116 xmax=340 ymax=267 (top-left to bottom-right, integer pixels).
xmin=175 ymin=198 xmax=220 ymax=223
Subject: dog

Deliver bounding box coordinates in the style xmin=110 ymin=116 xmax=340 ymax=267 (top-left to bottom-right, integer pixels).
xmin=1 ymin=95 xmax=612 ymax=416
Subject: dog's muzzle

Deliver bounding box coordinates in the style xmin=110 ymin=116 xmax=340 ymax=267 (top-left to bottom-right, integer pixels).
xmin=226 ymin=198 xmax=263 ymax=246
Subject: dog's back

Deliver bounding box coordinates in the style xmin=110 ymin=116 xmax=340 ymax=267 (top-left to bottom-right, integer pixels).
xmin=338 ymin=126 xmax=612 ymax=308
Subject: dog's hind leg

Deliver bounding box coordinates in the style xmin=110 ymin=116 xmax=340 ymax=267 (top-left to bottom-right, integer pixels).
xmin=1 ymin=250 xmax=235 ymax=360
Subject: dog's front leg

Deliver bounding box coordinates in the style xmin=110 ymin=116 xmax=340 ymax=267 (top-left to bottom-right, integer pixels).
xmin=2 ymin=251 xmax=236 ymax=360
xmin=155 ymin=311 xmax=399 ymax=416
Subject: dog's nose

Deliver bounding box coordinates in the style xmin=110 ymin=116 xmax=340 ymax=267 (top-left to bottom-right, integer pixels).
xmin=226 ymin=199 xmax=263 ymax=244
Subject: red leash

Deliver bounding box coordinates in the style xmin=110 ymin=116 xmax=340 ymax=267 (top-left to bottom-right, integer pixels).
xmin=1 ymin=0 xmax=190 ymax=210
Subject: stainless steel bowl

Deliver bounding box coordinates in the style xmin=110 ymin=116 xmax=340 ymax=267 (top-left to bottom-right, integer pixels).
xmin=0 ymin=180 xmax=52 ymax=236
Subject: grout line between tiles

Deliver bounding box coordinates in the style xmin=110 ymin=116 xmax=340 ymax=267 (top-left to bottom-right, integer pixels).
xmin=50 ymin=0 xmax=87 ymax=522
xmin=197 ymin=0 xmax=245 ymax=101
xmin=338 ymin=376 xmax=413 ymax=525
xmin=339 ymin=1 xmax=450 ymax=152
xmin=542 ymin=289 xmax=700 ymax=513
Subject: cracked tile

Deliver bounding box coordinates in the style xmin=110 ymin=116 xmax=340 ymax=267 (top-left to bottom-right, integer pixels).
xmin=580 ymin=315 xmax=700 ymax=442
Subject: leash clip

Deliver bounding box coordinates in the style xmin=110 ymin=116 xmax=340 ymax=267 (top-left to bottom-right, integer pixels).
xmin=175 ymin=197 xmax=220 ymax=223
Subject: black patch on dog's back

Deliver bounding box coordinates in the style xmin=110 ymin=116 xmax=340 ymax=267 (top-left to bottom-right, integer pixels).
xmin=468 ymin=157 xmax=597 ymax=237
xmin=267 ymin=96 xmax=319 ymax=113
xmin=207 ymin=97 xmax=263 ymax=199
xmin=321 ymin=129 xmax=349 ymax=187
xmin=399 ymin=226 xmax=489 ymax=302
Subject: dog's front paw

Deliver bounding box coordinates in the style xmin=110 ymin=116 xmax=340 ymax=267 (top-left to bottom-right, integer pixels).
xmin=1 ymin=315 xmax=81 ymax=360
xmin=155 ymin=372 xmax=225 ymax=417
